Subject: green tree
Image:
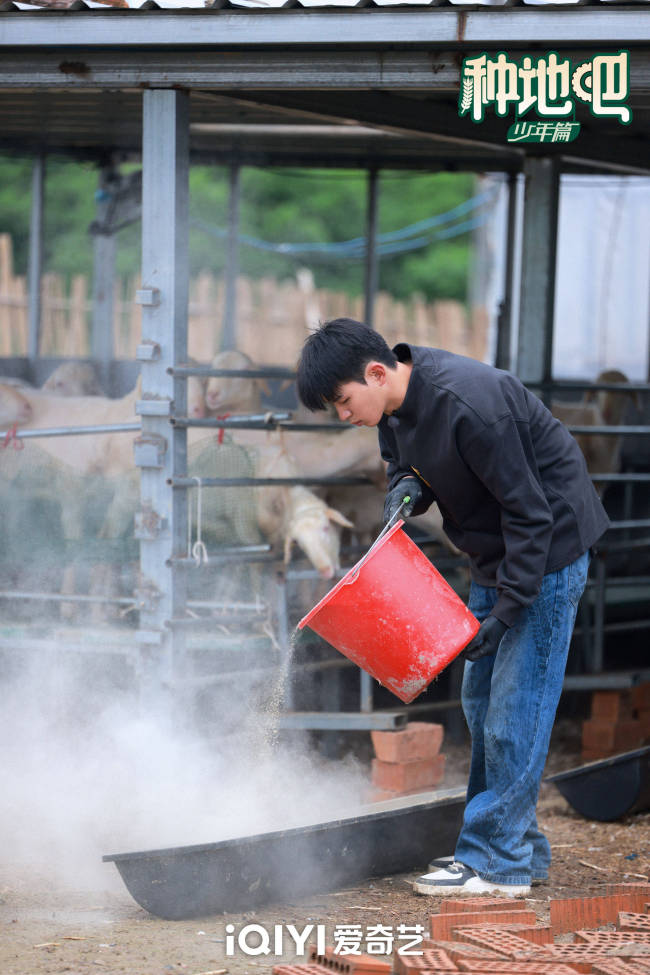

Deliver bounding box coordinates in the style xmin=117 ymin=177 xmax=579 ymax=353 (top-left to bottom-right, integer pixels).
xmin=0 ymin=155 xmax=476 ymax=303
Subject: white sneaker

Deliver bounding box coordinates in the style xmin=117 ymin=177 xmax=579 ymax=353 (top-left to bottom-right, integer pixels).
xmin=413 ymin=861 xmax=530 ymax=897
xmin=427 ymin=855 xmax=545 ymax=886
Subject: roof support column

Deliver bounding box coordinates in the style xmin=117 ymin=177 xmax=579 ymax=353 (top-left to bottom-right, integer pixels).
xmin=136 ymin=89 xmax=189 ymax=691
xmin=495 ymin=172 xmax=518 ymax=372
xmin=516 ymin=157 xmax=560 ymax=399
xmin=364 ymin=168 xmax=379 ymax=327
xmin=27 ymin=154 xmax=44 ymax=363
xmin=92 ymin=165 xmax=116 ymax=381
xmin=221 ymin=162 xmax=241 ymax=351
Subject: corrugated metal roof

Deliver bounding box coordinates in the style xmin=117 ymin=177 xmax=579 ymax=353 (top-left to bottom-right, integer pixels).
xmin=0 ymin=0 xmax=647 ymax=174
xmin=2 ymin=0 xmax=650 ymax=10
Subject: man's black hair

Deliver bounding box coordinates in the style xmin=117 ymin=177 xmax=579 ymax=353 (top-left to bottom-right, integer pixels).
xmin=296 ymin=318 xmax=398 ymax=412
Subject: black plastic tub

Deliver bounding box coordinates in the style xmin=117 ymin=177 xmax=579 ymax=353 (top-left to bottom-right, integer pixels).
xmin=103 ymin=787 xmax=465 ymax=919
xmin=546 ymin=746 xmax=650 ymax=822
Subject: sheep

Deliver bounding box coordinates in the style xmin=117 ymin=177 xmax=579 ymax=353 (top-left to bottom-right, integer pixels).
xmin=205 ymin=349 xmax=271 ymax=415
xmin=227 ymin=434 xmax=354 ymax=578
xmin=321 ymin=480 xmax=461 ymax=556
xmin=42 ymin=362 xmax=105 ymax=397
xmin=0 ymin=382 xmax=139 ymax=476
xmin=551 ymin=369 xmax=638 ymax=492
xmin=0 ymin=442 xmax=118 ymax=619
xmin=0 ymin=383 xmax=33 ymax=429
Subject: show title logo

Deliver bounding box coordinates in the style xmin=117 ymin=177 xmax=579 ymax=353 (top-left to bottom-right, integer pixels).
xmin=458 ymin=51 xmax=632 ymax=143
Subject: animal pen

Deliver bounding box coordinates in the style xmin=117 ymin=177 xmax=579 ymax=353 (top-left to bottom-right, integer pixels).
xmin=1 ymin=0 xmax=650 ymax=745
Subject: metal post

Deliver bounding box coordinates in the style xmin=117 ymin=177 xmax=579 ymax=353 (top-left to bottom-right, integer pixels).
xmin=515 ymin=158 xmax=560 ymax=400
xmin=364 ymin=169 xmax=379 ymax=328
xmin=222 ymin=162 xmax=241 ymax=351
xmin=138 ymin=89 xmax=190 ymax=691
xmin=92 ymin=165 xmax=117 ymax=384
xmin=495 ymin=172 xmax=518 ymax=372
xmin=592 ymin=555 xmax=607 ymax=674
xmin=27 ymin=154 xmax=45 ymax=362
xmin=360 ymin=670 xmax=373 ymax=714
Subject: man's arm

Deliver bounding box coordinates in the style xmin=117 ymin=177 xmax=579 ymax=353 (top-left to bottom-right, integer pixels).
xmin=378 ymin=422 xmax=435 ymax=517
xmin=461 ymin=414 xmax=554 ymax=628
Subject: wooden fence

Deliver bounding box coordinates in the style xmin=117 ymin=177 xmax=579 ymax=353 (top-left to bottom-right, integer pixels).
xmin=0 ymin=234 xmax=488 ymax=365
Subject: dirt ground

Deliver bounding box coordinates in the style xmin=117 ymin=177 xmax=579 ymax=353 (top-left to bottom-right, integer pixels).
xmin=3 ymin=721 xmax=650 ymax=975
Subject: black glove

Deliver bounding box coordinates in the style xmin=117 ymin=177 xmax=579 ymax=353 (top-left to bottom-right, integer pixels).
xmin=462 ymin=615 xmax=509 ymax=662
xmin=383 ymin=476 xmax=423 ymax=523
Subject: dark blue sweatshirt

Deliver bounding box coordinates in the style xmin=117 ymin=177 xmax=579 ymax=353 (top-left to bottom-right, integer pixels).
xmin=378 ymin=344 xmax=610 ymax=627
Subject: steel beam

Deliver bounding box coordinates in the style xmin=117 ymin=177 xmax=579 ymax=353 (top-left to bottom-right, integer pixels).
xmin=1 ymin=9 xmax=648 ymax=48
xmin=495 ymin=173 xmax=518 ymax=372
xmin=138 ymin=89 xmax=190 ymax=688
xmin=91 ymin=165 xmax=116 ymax=379
xmin=515 ymin=157 xmax=560 ymax=392
xmin=1 ymin=45 xmax=647 ymax=92
xmin=221 ymin=162 xmax=240 ymax=351
xmin=27 ymin=154 xmax=44 ymax=361
xmin=364 ymin=168 xmax=379 ymax=328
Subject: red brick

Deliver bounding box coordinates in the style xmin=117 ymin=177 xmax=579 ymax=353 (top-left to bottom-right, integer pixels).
xmin=491 ymin=926 xmax=553 ymax=946
xmin=444 ymin=944 xmax=512 ymax=964
xmin=456 ymin=964 xmax=577 ymax=974
xmin=591 ymin=691 xmax=632 ymax=722
xmin=313 ymin=947 xmax=391 ymax=974
xmin=592 ymin=963 xmax=650 ymax=975
xmin=371 ymin=755 xmax=445 ymax=792
xmin=544 ymin=944 xmax=650 ymax=972
xmin=452 ymin=929 xmax=549 ymax=959
xmin=637 ymin=711 xmax=650 ymax=740
xmin=273 ymin=966 xmax=333 ymax=975
xmin=582 ymin=718 xmax=643 ymax=753
xmin=393 ymin=948 xmax=457 ymax=975
xmin=618 ymin=912 xmax=650 ymax=931
xmin=575 ymin=931 xmax=650 ymax=946
xmin=440 ymin=899 xmax=532 ymax=916
xmin=550 ymin=891 xmax=650 ymax=934
xmin=371 ymin=723 xmax=444 ymax=763
xmin=631 ymin=682 xmax=650 ymax=712
xmin=430 ymin=911 xmax=536 ymax=942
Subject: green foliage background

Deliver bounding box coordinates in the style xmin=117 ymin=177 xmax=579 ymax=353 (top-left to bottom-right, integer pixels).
xmin=0 ymin=156 xmax=475 ymax=303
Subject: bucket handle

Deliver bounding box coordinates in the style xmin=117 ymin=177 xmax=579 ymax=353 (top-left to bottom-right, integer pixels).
xmin=344 ymin=497 xmax=409 ymax=586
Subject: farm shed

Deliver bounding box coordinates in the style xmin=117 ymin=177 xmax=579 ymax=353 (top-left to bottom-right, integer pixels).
xmin=1 ymin=0 xmax=650 ymax=733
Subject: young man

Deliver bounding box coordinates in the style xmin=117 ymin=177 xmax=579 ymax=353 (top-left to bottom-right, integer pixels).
xmin=297 ymin=318 xmax=609 ymax=897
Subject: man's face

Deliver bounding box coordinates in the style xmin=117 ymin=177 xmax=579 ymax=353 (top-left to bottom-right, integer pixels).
xmin=332 ymin=365 xmax=388 ymax=427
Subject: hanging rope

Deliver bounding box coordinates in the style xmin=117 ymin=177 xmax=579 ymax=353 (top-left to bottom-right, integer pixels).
xmin=216 ymin=413 xmax=231 ymax=445
xmin=2 ymin=424 xmax=24 ymax=450
xmin=189 ymin=476 xmax=209 ymax=567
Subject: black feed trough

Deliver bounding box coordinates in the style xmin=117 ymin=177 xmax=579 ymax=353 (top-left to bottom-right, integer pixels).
xmin=546 ymin=746 xmax=650 ymax=822
xmin=103 ymin=787 xmax=465 ymax=920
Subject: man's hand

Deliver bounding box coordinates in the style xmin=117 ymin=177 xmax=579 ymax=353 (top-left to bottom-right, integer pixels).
xmin=462 ymin=615 xmax=508 ymax=662
xmin=383 ymin=476 xmax=423 ymax=523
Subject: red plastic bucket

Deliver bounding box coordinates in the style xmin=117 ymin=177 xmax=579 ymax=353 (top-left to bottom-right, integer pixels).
xmin=298 ymin=521 xmax=479 ymax=704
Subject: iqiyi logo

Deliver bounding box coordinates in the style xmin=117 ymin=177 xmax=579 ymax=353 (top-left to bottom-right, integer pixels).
xmin=458 ymin=51 xmax=632 ymax=143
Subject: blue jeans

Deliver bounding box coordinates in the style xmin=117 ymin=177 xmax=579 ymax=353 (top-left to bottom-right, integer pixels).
xmin=454 ymin=551 xmax=590 ymax=885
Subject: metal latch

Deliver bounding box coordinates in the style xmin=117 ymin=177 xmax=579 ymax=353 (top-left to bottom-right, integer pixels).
xmin=134 ymin=433 xmax=167 ymax=468
xmin=136 ymin=398 xmax=172 ymax=417
xmin=134 ymin=502 xmax=168 ymax=539
xmin=135 ymin=288 xmax=160 ymax=307
xmin=136 ymin=340 xmax=162 ymax=362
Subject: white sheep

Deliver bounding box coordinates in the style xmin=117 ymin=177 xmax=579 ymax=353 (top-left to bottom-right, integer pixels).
xmin=42 ymin=362 xmax=105 ymax=397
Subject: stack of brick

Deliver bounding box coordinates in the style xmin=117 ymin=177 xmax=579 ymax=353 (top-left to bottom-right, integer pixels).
xmin=369 ymin=722 xmax=446 ymax=800
xmin=272 ymin=883 xmax=650 ymax=975
xmin=581 ymin=689 xmax=645 ymax=762
xmin=632 ymin=682 xmax=650 ymax=743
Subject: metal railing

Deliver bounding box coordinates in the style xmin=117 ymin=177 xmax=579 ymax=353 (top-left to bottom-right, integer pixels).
xmin=2 ymin=367 xmax=650 ymax=719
